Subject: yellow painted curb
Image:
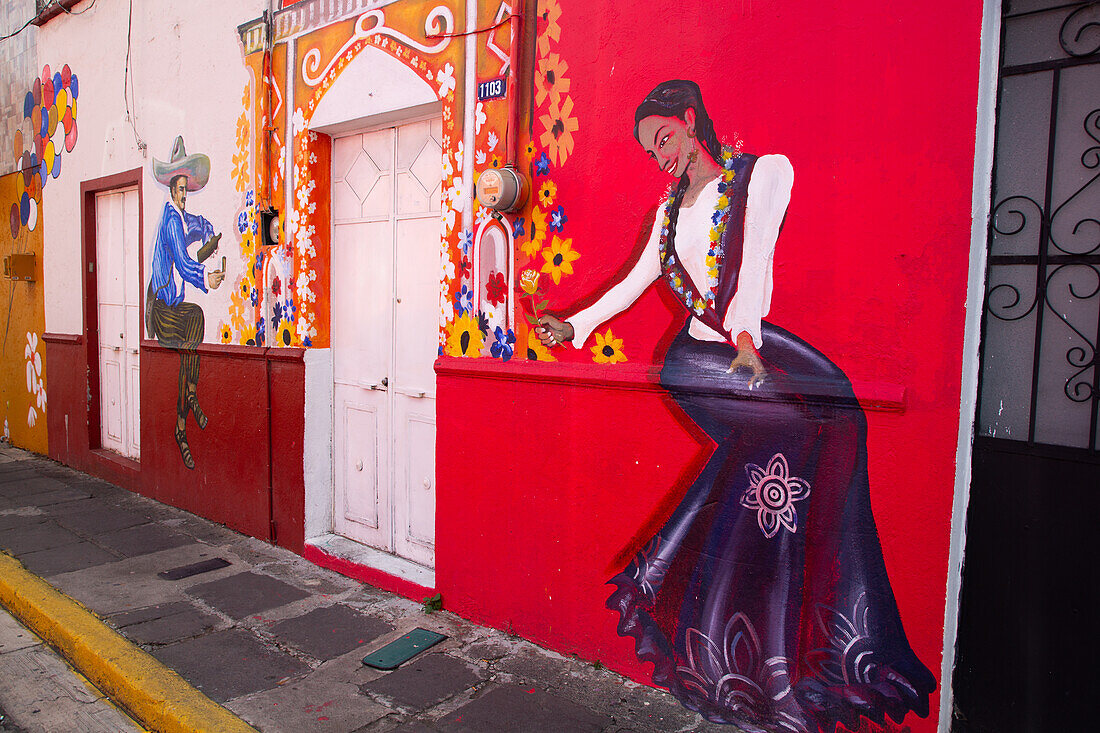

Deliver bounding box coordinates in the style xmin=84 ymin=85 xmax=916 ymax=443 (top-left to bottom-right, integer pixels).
xmin=0 ymin=552 xmax=257 ymax=733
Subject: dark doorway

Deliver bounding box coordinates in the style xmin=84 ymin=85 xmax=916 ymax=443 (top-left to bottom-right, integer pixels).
xmin=952 ymin=2 xmax=1099 ymax=731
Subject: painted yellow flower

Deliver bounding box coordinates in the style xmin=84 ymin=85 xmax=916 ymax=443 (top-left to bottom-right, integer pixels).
xmin=526 ymin=329 xmax=556 ymax=361
xmin=239 ymin=322 xmax=257 ymax=347
xmin=534 ymin=52 xmax=571 ymax=107
xmin=538 ymin=95 xmax=579 ymax=167
xmin=443 ymin=313 xmax=484 ymax=357
xmin=276 ymin=320 xmax=297 ymax=347
xmin=592 ymin=328 xmax=627 ymax=364
xmin=537 ymin=179 xmax=557 ymax=208
xmin=522 ymin=206 xmax=549 ymax=257
xmin=541 ymin=236 xmax=579 ymax=285
xmin=218 ymin=322 xmax=233 ymax=344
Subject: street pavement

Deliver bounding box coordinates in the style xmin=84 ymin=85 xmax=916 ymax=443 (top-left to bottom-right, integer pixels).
xmin=0 ymin=446 xmax=727 ymax=733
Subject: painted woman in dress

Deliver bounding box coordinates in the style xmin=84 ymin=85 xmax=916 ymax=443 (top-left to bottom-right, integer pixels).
xmin=537 ymin=80 xmax=936 ymax=732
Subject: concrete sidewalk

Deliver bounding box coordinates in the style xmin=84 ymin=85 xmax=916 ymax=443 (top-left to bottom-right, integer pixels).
xmin=0 ymin=446 xmax=724 ymax=733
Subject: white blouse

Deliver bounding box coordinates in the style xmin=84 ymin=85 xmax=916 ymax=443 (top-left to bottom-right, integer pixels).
xmin=569 ymin=154 xmax=794 ymax=349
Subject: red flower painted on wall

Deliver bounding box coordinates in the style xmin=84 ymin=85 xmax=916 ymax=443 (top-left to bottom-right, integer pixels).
xmin=485 ymin=271 xmax=507 ymax=306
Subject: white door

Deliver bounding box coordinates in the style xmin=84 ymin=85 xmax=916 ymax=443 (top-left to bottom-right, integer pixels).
xmin=332 ymin=116 xmax=442 ymax=568
xmin=95 ymin=188 xmax=141 ymax=459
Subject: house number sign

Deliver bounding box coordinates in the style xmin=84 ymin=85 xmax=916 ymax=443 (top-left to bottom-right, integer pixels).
xmin=477 ymin=76 xmax=508 ymax=101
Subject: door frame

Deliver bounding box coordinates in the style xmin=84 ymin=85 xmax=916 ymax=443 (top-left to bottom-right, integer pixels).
xmin=941 ymin=0 xmax=1002 ymax=728
xmin=80 ymin=168 xmax=144 ymax=467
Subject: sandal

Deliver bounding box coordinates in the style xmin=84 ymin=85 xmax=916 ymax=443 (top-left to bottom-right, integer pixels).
xmin=175 ymin=426 xmax=195 ymax=470
xmin=188 ymin=394 xmax=208 ymax=430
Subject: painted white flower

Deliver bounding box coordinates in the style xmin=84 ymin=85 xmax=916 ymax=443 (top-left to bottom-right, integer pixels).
xmin=474 ymin=205 xmax=493 ymax=228
xmin=475 ymin=149 xmax=486 ymax=166
xmin=487 ymin=131 xmax=500 ymax=151
xmin=440 ymin=248 xmax=455 ymax=283
xmin=739 ymin=453 xmax=811 ymax=538
xmin=474 ymin=102 xmax=486 ymax=135
xmin=436 ymin=62 xmax=456 ymax=98
xmin=455 ymin=142 xmax=464 ymax=171
xmin=441 ymin=202 xmax=456 ymax=237
xmin=442 ymin=153 xmax=454 ymax=179
xmin=439 ymin=290 xmax=455 ymax=326
xmin=291 ymin=108 xmax=306 ymax=135
xmin=448 ymin=176 xmax=466 ymax=207
xmin=27 ymin=406 xmax=36 ymax=428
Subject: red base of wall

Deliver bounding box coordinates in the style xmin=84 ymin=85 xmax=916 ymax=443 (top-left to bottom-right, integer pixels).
xmin=44 ymin=335 xmax=305 ymax=554
xmin=303 ymin=544 xmax=435 ymax=602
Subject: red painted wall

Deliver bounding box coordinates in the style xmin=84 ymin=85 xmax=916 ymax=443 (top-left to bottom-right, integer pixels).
xmin=45 ymin=338 xmax=305 ymax=552
xmin=436 ymin=2 xmax=985 ymax=731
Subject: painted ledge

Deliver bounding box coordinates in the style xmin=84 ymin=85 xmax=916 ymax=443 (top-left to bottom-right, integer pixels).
xmin=435 ymin=357 xmax=907 ymax=412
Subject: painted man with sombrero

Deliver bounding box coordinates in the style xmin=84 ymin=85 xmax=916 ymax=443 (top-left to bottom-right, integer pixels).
xmin=147 ymin=135 xmax=225 ymax=469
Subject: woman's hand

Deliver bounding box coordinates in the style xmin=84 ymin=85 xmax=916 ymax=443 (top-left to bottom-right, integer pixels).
xmin=537 ymin=315 xmax=574 ymax=348
xmin=727 ymin=331 xmax=767 ymax=389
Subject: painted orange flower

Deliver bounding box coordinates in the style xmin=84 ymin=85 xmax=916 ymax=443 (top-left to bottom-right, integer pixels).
xmin=534 ymin=53 xmax=571 ymax=107
xmin=539 ymin=96 xmax=579 ymax=167
xmin=537 ymin=179 xmax=557 ymax=208
xmin=526 ymin=329 xmax=556 ymax=361
xmin=541 ymin=235 xmax=579 ymax=285
xmin=592 ymin=328 xmax=627 ymax=364
xmin=443 ymin=313 xmax=484 ymax=357
xmin=537 ymin=0 xmax=563 ymax=57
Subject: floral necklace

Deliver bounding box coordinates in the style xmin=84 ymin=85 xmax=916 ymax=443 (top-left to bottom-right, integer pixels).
xmin=657 ymin=146 xmax=739 ymax=316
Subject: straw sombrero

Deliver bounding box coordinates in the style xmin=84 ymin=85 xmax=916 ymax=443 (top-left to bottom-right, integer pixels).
xmin=153 ymin=136 xmax=210 ymax=191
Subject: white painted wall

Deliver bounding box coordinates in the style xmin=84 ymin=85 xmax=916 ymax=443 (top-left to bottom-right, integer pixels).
xmin=38 ymin=0 xmax=263 ymax=337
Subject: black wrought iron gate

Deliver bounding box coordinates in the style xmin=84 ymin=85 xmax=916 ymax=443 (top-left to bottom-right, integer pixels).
xmin=952 ymin=2 xmax=1099 ymax=730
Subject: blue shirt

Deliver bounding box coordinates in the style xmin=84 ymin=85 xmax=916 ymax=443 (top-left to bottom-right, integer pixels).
xmin=149 ymin=202 xmax=214 ymax=306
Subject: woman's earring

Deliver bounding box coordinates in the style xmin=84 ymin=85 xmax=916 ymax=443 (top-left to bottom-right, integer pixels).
xmin=687 ymin=137 xmax=699 ymax=166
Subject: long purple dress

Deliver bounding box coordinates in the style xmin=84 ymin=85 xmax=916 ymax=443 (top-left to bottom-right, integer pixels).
xmin=606 ymin=154 xmax=936 ymax=732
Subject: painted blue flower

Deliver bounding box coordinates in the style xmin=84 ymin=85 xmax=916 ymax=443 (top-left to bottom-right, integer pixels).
xmin=460 ymin=229 xmax=473 ymax=257
xmin=717 ymin=180 xmax=728 ymax=194
xmin=237 ymin=212 xmax=248 ymax=233
xmin=255 ymin=316 xmax=266 ymax=346
xmin=245 ymin=190 xmax=255 ymax=207
xmin=250 ymin=287 xmax=259 ymax=306
xmin=490 ymin=326 xmax=515 ymax=361
xmin=512 ymin=217 xmax=526 ymax=238
xmin=548 ymin=205 xmax=567 ymax=233
xmin=711 ymin=209 xmax=723 ymax=226
xmin=272 ymin=302 xmax=283 ymax=329
xmin=251 ymin=220 xmax=258 ymax=235
xmin=534 ymin=152 xmax=551 ymax=176
xmin=284 ymin=298 xmax=296 ymax=321
xmin=454 ymin=284 xmax=473 ymax=315
xmin=303 ymin=335 xmax=312 ymax=347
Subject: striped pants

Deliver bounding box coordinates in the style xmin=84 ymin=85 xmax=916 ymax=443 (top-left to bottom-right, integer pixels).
xmin=150 ymin=299 xmax=204 ymax=420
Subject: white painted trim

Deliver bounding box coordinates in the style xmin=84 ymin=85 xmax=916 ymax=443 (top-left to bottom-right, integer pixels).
xmin=462 ymin=0 xmax=476 ymax=232
xmin=304 ymin=348 xmax=334 ymax=539
xmin=306 ymin=532 xmax=435 ymax=587
xmin=939 ymin=1 xmax=1001 ymax=729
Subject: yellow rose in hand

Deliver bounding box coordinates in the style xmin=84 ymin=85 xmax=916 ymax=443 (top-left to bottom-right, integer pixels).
xmin=520 ymin=268 xmax=541 ymax=295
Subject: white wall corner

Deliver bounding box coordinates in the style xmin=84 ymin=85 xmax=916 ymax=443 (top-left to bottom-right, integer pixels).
xmin=303 ymin=347 xmax=334 ymax=540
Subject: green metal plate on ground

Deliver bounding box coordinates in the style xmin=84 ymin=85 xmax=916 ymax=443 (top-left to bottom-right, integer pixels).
xmin=362 ymin=628 xmax=447 ymax=670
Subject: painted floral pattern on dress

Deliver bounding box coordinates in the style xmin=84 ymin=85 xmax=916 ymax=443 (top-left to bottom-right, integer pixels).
xmin=740 ymin=453 xmax=810 ymax=538
xmin=678 ymin=613 xmax=804 ymax=732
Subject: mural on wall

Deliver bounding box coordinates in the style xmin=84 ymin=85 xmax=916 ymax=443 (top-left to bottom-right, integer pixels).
xmin=1 ymin=64 xmax=80 ymax=453
xmin=276 ymin=1 xmax=464 ymax=349
xmin=535 ymin=80 xmax=936 ymax=731
xmin=146 ymin=137 xmax=226 ymax=469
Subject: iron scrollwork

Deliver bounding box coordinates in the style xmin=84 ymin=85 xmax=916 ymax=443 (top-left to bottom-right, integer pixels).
xmin=1060 ymin=2 xmax=1100 ymax=58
